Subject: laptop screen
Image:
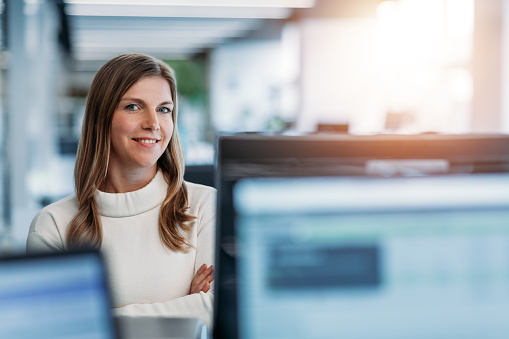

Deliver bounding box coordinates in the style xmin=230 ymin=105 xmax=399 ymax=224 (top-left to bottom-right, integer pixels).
xmin=0 ymin=250 xmax=116 ymax=339
xmin=233 ymin=174 xmax=509 ymax=339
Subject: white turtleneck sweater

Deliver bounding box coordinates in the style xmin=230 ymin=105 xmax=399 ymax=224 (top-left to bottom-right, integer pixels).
xmin=26 ymin=171 xmax=216 ymax=328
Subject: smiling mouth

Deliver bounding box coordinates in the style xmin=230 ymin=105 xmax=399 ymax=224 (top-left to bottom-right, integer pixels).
xmin=133 ymin=138 xmax=159 ymax=144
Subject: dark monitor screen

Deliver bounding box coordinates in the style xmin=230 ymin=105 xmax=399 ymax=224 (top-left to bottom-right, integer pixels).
xmin=184 ymin=165 xmax=215 ymax=188
xmin=213 ymin=133 xmax=509 ymax=339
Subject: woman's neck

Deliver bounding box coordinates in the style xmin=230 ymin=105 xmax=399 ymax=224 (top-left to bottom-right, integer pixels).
xmin=99 ymin=166 xmax=158 ymax=193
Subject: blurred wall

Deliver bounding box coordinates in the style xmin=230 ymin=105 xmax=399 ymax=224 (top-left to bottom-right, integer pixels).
xmin=473 ymin=0 xmax=503 ymax=132
xmin=297 ymin=18 xmax=384 ymax=133
xmin=297 ymin=0 xmax=475 ymax=134
xmin=3 ymin=0 xmax=63 ymax=252
xmin=210 ymin=40 xmax=285 ymax=132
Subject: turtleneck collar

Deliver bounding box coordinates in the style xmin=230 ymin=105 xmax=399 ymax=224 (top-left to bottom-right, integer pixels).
xmin=94 ymin=170 xmax=167 ymax=218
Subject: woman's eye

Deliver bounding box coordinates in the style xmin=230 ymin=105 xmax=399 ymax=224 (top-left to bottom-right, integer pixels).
xmin=159 ymin=107 xmax=172 ymax=114
xmin=126 ymin=104 xmax=139 ymax=110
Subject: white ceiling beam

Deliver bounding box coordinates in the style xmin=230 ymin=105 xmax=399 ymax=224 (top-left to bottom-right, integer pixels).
xmin=71 ymin=17 xmax=263 ymax=31
xmin=73 ymin=29 xmax=250 ymax=40
xmin=65 ymin=0 xmax=316 ymax=8
xmin=73 ymin=47 xmax=202 ymax=60
xmin=75 ymin=35 xmax=230 ymax=48
xmin=74 ymin=45 xmax=206 ymax=52
xmin=65 ymin=4 xmax=293 ymax=19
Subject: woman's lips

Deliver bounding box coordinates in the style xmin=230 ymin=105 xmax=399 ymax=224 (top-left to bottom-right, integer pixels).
xmin=133 ymin=138 xmax=160 ymax=147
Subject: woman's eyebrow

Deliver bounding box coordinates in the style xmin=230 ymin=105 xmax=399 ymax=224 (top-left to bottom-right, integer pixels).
xmin=160 ymin=100 xmax=174 ymax=107
xmin=119 ymin=97 xmax=144 ymax=104
xmin=119 ymin=97 xmax=173 ymax=106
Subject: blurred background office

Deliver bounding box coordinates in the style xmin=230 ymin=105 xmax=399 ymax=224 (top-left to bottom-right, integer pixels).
xmin=0 ymin=0 xmax=505 ymax=252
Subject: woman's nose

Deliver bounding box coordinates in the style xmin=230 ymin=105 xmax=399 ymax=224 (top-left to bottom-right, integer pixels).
xmin=142 ymin=110 xmax=159 ymax=131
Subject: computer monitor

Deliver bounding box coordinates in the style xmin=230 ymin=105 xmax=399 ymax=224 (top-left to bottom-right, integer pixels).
xmin=184 ymin=165 xmax=215 ymax=188
xmin=213 ymin=133 xmax=509 ymax=339
xmin=0 ymin=250 xmax=116 ymax=339
xmin=233 ymin=174 xmax=509 ymax=338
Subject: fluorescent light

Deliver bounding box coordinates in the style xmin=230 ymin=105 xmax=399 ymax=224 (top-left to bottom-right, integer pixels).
xmin=72 ymin=17 xmax=263 ymax=31
xmin=76 ymin=35 xmax=230 ymax=48
xmin=74 ymin=29 xmax=249 ymax=40
xmin=65 ymin=0 xmax=316 ymax=8
xmin=66 ymin=4 xmax=293 ymax=18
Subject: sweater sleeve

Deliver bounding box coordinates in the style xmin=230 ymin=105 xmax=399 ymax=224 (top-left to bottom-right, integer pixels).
xmin=113 ymin=185 xmax=216 ymax=328
xmin=113 ymin=292 xmax=213 ymax=328
xmin=26 ymin=209 xmax=66 ymax=254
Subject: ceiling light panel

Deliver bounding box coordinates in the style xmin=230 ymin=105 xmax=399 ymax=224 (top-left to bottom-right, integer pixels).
xmin=66 ymin=4 xmax=293 ymax=19
xmin=65 ymin=0 xmax=316 ymax=8
xmin=72 ymin=16 xmax=263 ymax=31
xmin=74 ymin=29 xmax=249 ymax=41
xmin=76 ymin=35 xmax=230 ymax=48
xmin=69 ymin=16 xmax=264 ymax=61
xmin=72 ymin=25 xmax=261 ymax=44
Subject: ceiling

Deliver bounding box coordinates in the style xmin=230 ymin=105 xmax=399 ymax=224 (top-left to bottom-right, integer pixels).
xmin=62 ymin=0 xmax=317 ymax=71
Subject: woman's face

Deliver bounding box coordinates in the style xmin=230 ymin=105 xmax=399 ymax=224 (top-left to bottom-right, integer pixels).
xmin=109 ymin=76 xmax=174 ymax=173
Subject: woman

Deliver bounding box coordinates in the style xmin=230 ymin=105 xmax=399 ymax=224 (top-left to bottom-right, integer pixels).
xmin=26 ymin=53 xmax=216 ymax=327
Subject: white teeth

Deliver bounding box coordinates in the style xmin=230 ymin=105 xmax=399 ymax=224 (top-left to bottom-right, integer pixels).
xmin=137 ymin=139 xmax=157 ymax=144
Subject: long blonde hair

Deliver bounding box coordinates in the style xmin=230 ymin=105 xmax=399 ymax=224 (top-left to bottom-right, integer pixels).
xmin=67 ymin=53 xmax=195 ymax=252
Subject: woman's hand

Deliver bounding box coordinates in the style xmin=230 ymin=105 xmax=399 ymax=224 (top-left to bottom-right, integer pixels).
xmin=190 ymin=264 xmax=214 ymax=294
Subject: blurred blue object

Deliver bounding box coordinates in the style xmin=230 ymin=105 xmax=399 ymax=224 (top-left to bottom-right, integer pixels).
xmin=0 ymin=250 xmax=116 ymax=339
xmin=233 ymin=174 xmax=509 ymax=339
